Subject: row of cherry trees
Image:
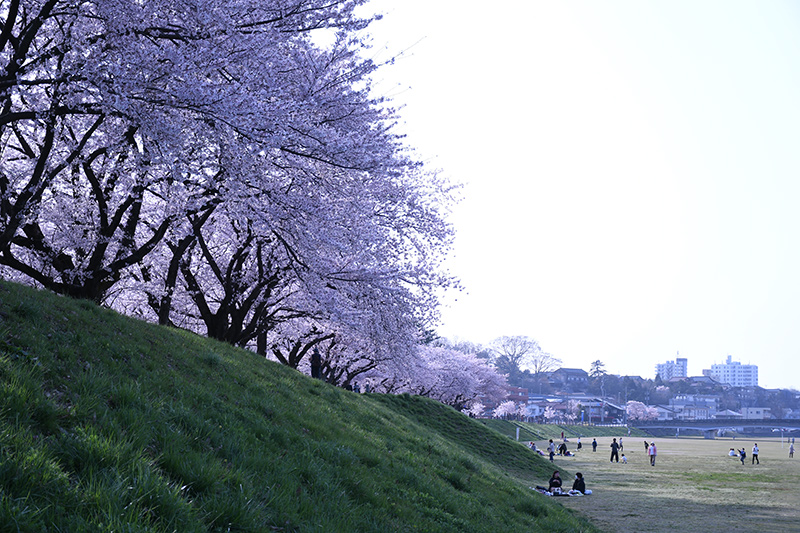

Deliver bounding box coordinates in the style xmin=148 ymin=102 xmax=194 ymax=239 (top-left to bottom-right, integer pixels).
xmin=0 ymin=0 xmax=507 ymax=406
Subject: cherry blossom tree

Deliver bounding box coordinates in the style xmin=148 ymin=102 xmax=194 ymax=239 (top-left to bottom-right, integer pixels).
xmin=2 ymin=2 xmax=326 ymax=289
xmin=463 ymin=401 xmax=485 ymax=418
xmin=626 ymin=400 xmax=658 ymax=421
xmin=565 ymin=399 xmax=581 ymax=423
xmin=367 ymin=345 xmax=505 ymax=411
xmin=493 ymin=400 xmax=517 ymax=419
xmin=543 ymin=406 xmax=560 ymax=423
xmin=1 ymin=0 xmax=458 ymax=377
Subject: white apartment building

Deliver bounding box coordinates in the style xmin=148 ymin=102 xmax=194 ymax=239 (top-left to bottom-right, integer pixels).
xmin=656 ymin=356 xmax=688 ymax=381
xmin=703 ymin=355 xmax=758 ymax=387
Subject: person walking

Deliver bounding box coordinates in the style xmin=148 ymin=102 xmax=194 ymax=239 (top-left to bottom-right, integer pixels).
xmin=610 ymin=438 xmax=620 ymax=463
xmin=619 ymin=437 xmax=624 ymax=452
xmin=548 ymin=439 xmax=556 ymax=462
xmin=592 ymin=438 xmax=597 ymax=452
xmin=790 ymin=443 xmax=795 ymax=458
xmin=644 ymin=440 xmax=649 ymax=452
xmin=752 ymin=443 xmax=759 ymax=465
xmin=648 ymin=441 xmax=657 ymax=466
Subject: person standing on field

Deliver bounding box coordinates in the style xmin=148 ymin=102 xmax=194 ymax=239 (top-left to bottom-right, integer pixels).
xmin=648 ymin=441 xmax=657 ymax=466
xmin=790 ymin=443 xmax=794 ymax=458
xmin=610 ymin=438 xmax=620 ymax=462
xmin=592 ymin=438 xmax=597 ymax=452
xmin=752 ymin=443 xmax=759 ymax=464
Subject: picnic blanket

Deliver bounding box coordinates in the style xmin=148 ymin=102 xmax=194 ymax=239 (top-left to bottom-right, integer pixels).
xmin=531 ymin=487 xmax=592 ymax=496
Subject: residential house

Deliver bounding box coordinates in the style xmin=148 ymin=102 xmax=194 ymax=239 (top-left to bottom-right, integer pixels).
xmin=669 ymin=394 xmax=720 ymax=420
xmin=741 ymin=407 xmax=771 ymax=420
xmin=549 ymin=368 xmax=590 ymax=392
xmin=651 ymin=404 xmax=678 ymax=421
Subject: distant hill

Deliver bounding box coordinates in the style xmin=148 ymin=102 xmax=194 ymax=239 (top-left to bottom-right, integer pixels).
xmin=0 ymin=281 xmax=600 ymax=532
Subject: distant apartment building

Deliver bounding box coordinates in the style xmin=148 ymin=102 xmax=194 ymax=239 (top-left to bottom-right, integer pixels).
xmin=702 ymin=355 xmax=758 ymax=387
xmin=656 ymin=356 xmax=688 ymax=381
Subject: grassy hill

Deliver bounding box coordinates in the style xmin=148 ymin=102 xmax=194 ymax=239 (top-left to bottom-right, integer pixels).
xmin=0 ymin=281 xmax=600 ymax=532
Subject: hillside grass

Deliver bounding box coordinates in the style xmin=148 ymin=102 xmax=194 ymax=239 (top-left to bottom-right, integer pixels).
xmin=0 ymin=281 xmax=601 ymax=532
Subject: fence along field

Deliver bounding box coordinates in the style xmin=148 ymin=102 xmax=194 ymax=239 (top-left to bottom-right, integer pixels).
xmin=549 ymin=435 xmax=799 ymax=532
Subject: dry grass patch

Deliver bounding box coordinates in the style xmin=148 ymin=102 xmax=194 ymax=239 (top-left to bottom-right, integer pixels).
xmin=538 ymin=436 xmax=800 ymax=532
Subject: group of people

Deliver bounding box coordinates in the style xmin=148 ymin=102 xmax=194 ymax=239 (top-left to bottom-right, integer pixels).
xmin=537 ymin=435 xmax=662 ymax=465
xmin=534 ymin=435 xmax=660 ymax=498
xmin=535 ymin=435 xmax=797 ymax=501
xmin=537 ymin=438 xmax=577 ymax=462
xmin=727 ymin=441 xmax=798 ymax=463
xmin=608 ymin=437 xmax=657 ymax=465
xmin=534 ymin=470 xmax=590 ymax=496
xmin=729 ymin=443 xmax=760 ymax=464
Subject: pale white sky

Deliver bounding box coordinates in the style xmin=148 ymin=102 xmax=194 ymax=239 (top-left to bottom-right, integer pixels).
xmin=363 ymin=1 xmax=800 ymax=390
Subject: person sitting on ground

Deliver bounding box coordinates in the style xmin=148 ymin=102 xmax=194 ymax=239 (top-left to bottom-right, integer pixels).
xmin=728 ymin=448 xmax=737 ymax=457
xmin=558 ymin=442 xmax=568 ymax=455
xmin=548 ymin=471 xmax=563 ymax=493
xmin=571 ymin=472 xmax=586 ymax=494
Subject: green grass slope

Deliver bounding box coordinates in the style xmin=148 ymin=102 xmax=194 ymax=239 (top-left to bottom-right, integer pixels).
xmin=0 ymin=281 xmax=600 ymax=532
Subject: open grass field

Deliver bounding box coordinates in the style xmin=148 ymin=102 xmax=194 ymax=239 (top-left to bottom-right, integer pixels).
xmin=540 ymin=435 xmax=800 ymax=533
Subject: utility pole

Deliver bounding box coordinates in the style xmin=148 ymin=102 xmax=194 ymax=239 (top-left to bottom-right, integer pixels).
xmin=600 ymin=376 xmax=606 ymax=423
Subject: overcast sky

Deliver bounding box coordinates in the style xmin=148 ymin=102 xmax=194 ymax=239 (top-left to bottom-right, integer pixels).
xmin=362 ymin=1 xmax=800 ymax=390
